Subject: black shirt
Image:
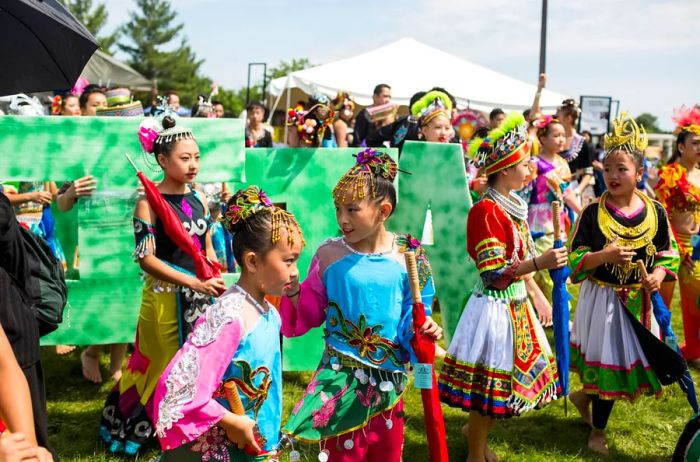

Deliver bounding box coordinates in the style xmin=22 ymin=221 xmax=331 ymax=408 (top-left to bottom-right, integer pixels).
xmin=0 ymin=193 xmax=40 ymax=368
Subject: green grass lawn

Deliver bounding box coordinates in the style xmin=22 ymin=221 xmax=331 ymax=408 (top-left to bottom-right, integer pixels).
xmin=44 ymin=287 xmax=695 ymax=461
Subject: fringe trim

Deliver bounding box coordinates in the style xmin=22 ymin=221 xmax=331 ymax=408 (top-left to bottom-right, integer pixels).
xmin=506 ymin=381 xmax=559 ymax=415
xmin=133 ymin=234 xmax=155 ymax=260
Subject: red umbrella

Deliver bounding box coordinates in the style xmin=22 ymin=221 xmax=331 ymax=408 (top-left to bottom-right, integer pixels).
xmin=126 ymin=154 xmax=222 ymax=284
xmin=404 ymin=252 xmax=449 ymax=462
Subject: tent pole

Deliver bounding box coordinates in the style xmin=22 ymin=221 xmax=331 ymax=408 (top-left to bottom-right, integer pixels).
xmin=266 ymin=74 xmax=287 ymax=125
xmin=283 ymin=74 xmax=291 ymax=144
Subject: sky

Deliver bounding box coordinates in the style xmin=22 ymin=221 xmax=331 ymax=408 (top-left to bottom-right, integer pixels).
xmin=104 ymin=0 xmax=700 ymax=130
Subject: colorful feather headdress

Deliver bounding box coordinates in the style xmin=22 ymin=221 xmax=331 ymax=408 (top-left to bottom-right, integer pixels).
xmin=411 ymin=90 xmax=453 ymax=127
xmin=672 ymin=105 xmax=700 ymax=136
xmin=467 ymin=112 xmax=530 ymax=176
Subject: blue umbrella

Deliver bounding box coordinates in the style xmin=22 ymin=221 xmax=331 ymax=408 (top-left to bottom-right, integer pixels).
xmin=636 ymin=261 xmax=698 ymax=414
xmin=549 ymin=202 xmax=572 ymax=400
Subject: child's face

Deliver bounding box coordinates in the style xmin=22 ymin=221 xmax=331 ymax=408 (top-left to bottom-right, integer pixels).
xmin=255 ymin=228 xmax=303 ymax=297
xmin=335 ymin=196 xmax=390 ymax=245
xmin=679 ymin=134 xmax=700 ymax=165
xmin=61 ymin=96 xmax=81 ymax=116
xmin=421 ymin=114 xmax=452 ymax=143
xmin=248 ymin=106 xmax=264 ymax=124
xmin=81 ymin=92 xmax=107 ymax=116
xmin=504 ymin=154 xmax=533 ymax=191
xmin=539 ymin=123 xmax=566 ymax=154
xmin=603 ymin=150 xmax=642 ymax=197
xmin=158 ymin=139 xmax=200 ymax=184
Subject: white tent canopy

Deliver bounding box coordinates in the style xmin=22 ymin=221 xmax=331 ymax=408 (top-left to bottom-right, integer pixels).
xmin=81 ymin=50 xmax=153 ymax=91
xmin=269 ymin=38 xmax=568 ymax=114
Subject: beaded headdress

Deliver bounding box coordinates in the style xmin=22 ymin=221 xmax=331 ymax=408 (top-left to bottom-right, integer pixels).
xmin=411 ymin=90 xmax=453 ymax=127
xmin=220 ymin=186 xmax=303 ymax=246
xmin=603 ymin=112 xmax=648 ymax=155
xmin=467 ymin=112 xmax=531 ymax=176
xmin=138 ymin=96 xmax=195 ymax=155
xmin=333 ymin=148 xmax=398 ymax=203
xmin=672 ymin=105 xmax=700 ymax=136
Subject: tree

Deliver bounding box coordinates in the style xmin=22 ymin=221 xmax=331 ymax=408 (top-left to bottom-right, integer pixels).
xmin=60 ymin=0 xmax=119 ymax=54
xmin=267 ymin=58 xmax=314 ymax=82
xmin=118 ymin=0 xmax=210 ymax=107
xmin=635 ymin=113 xmax=664 ymax=134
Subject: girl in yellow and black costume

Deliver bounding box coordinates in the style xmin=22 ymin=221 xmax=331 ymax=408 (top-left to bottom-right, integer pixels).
xmin=567 ymin=113 xmax=680 ymax=455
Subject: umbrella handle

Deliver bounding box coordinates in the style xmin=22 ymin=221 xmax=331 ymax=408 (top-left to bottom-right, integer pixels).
xmin=551 ymin=200 xmax=561 ymax=242
xmin=124 ymin=153 xmax=139 ymax=173
xmin=404 ymin=251 xmax=422 ymax=304
xmin=636 ymin=260 xmax=649 ymax=279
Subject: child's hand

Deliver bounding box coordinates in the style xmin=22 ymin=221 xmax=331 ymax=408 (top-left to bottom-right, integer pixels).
xmin=192 ymin=277 xmax=226 ymax=296
xmin=30 ymin=191 xmax=52 ymax=205
xmin=420 ymin=316 xmax=443 ymax=340
xmin=642 ymin=268 xmax=665 ymax=294
xmin=682 ymin=253 xmax=696 ymax=273
xmin=603 ymin=237 xmax=636 ymax=265
xmin=532 ymin=292 xmax=553 ymax=327
xmin=220 ymin=413 xmax=261 ymax=453
xmin=537 ymin=247 xmax=568 ymax=270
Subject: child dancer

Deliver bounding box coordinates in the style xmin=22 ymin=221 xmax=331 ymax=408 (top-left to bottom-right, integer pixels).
xmin=153 ymin=185 xmax=304 ymax=461
xmin=527 ymin=115 xmax=581 ymax=303
xmin=280 ymin=149 xmax=442 ymax=461
xmin=568 ymin=114 xmax=680 ymax=455
xmin=438 ymin=112 xmax=566 ymax=462
xmin=99 ymin=115 xmax=226 ymax=455
xmin=410 ymin=90 xmax=454 ymax=143
xmin=654 ymin=105 xmax=700 ymax=362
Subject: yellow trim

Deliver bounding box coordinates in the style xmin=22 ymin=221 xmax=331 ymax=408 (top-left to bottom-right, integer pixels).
xmin=590 ymin=276 xmax=642 ymax=290
xmin=475 ymin=238 xmax=502 ymax=251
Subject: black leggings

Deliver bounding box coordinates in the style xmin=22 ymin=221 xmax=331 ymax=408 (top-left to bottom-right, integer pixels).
xmin=591 ymin=396 xmax=614 ymax=430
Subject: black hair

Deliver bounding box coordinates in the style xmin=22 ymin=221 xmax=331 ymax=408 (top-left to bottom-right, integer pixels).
xmin=536 ymin=118 xmax=564 ymax=140
xmin=212 ymin=100 xmax=223 ymax=107
xmin=523 ymin=109 xmax=531 ymax=121
xmin=489 ymin=108 xmax=505 ymax=121
xmin=373 ymin=84 xmax=391 ymax=96
xmin=153 ymin=116 xmax=180 ymax=158
xmin=669 ymin=130 xmax=696 ymax=164
xmin=164 ymin=90 xmax=179 ymax=98
xmin=373 ymin=176 xmax=397 ymax=217
xmin=225 ymin=198 xmax=276 ymax=267
xmin=558 ymin=99 xmax=580 ymax=125
xmin=605 ymin=148 xmax=645 ymax=170
xmin=246 ymin=100 xmax=266 ymax=113
xmin=429 ymin=87 xmax=457 ymax=110
xmin=79 ymin=84 xmax=105 ymax=109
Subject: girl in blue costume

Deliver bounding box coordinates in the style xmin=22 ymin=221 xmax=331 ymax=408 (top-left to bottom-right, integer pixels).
xmin=153 ymin=185 xmax=304 ymax=461
xmin=280 ymin=149 xmax=442 ymax=462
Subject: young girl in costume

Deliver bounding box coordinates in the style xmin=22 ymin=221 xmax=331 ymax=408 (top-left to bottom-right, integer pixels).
xmin=153 ymin=185 xmax=304 ymax=461
xmin=567 ymin=113 xmax=680 ymax=455
xmin=655 ymin=105 xmax=700 ymax=362
xmin=526 ymin=115 xmax=581 ymax=305
xmin=99 ymin=115 xmax=226 ymax=455
xmin=411 ymin=90 xmax=454 ymax=144
xmin=280 ymin=149 xmax=442 ymax=461
xmin=438 ymin=112 xmax=566 ymax=462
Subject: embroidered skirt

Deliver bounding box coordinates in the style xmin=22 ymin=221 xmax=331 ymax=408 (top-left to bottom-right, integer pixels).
xmin=438 ymin=280 xmax=559 ymax=418
xmin=283 ymin=349 xmax=406 ymax=443
xmin=570 ymin=279 xmax=662 ymax=400
xmin=160 ymin=426 xmax=268 ymax=462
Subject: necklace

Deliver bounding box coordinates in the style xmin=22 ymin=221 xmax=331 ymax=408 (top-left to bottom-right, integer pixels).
xmin=485 ymin=187 xmax=529 ymax=221
xmin=341 ymin=233 xmax=396 ymax=256
xmin=234 ymin=284 xmax=269 ymax=315
xmin=598 ymin=190 xmax=657 ymax=284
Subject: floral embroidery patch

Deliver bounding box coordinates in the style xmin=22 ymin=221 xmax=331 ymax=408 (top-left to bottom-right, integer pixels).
xmin=189 ymin=425 xmax=231 ymax=462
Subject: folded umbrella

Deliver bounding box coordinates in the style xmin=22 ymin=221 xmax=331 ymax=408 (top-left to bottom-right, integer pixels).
xmin=404 ymin=251 xmax=449 ymax=462
xmin=548 ymin=201 xmax=571 ymax=401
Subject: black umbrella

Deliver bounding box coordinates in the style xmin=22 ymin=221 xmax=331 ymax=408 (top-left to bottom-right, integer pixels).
xmin=0 ymin=0 xmax=99 ymax=96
